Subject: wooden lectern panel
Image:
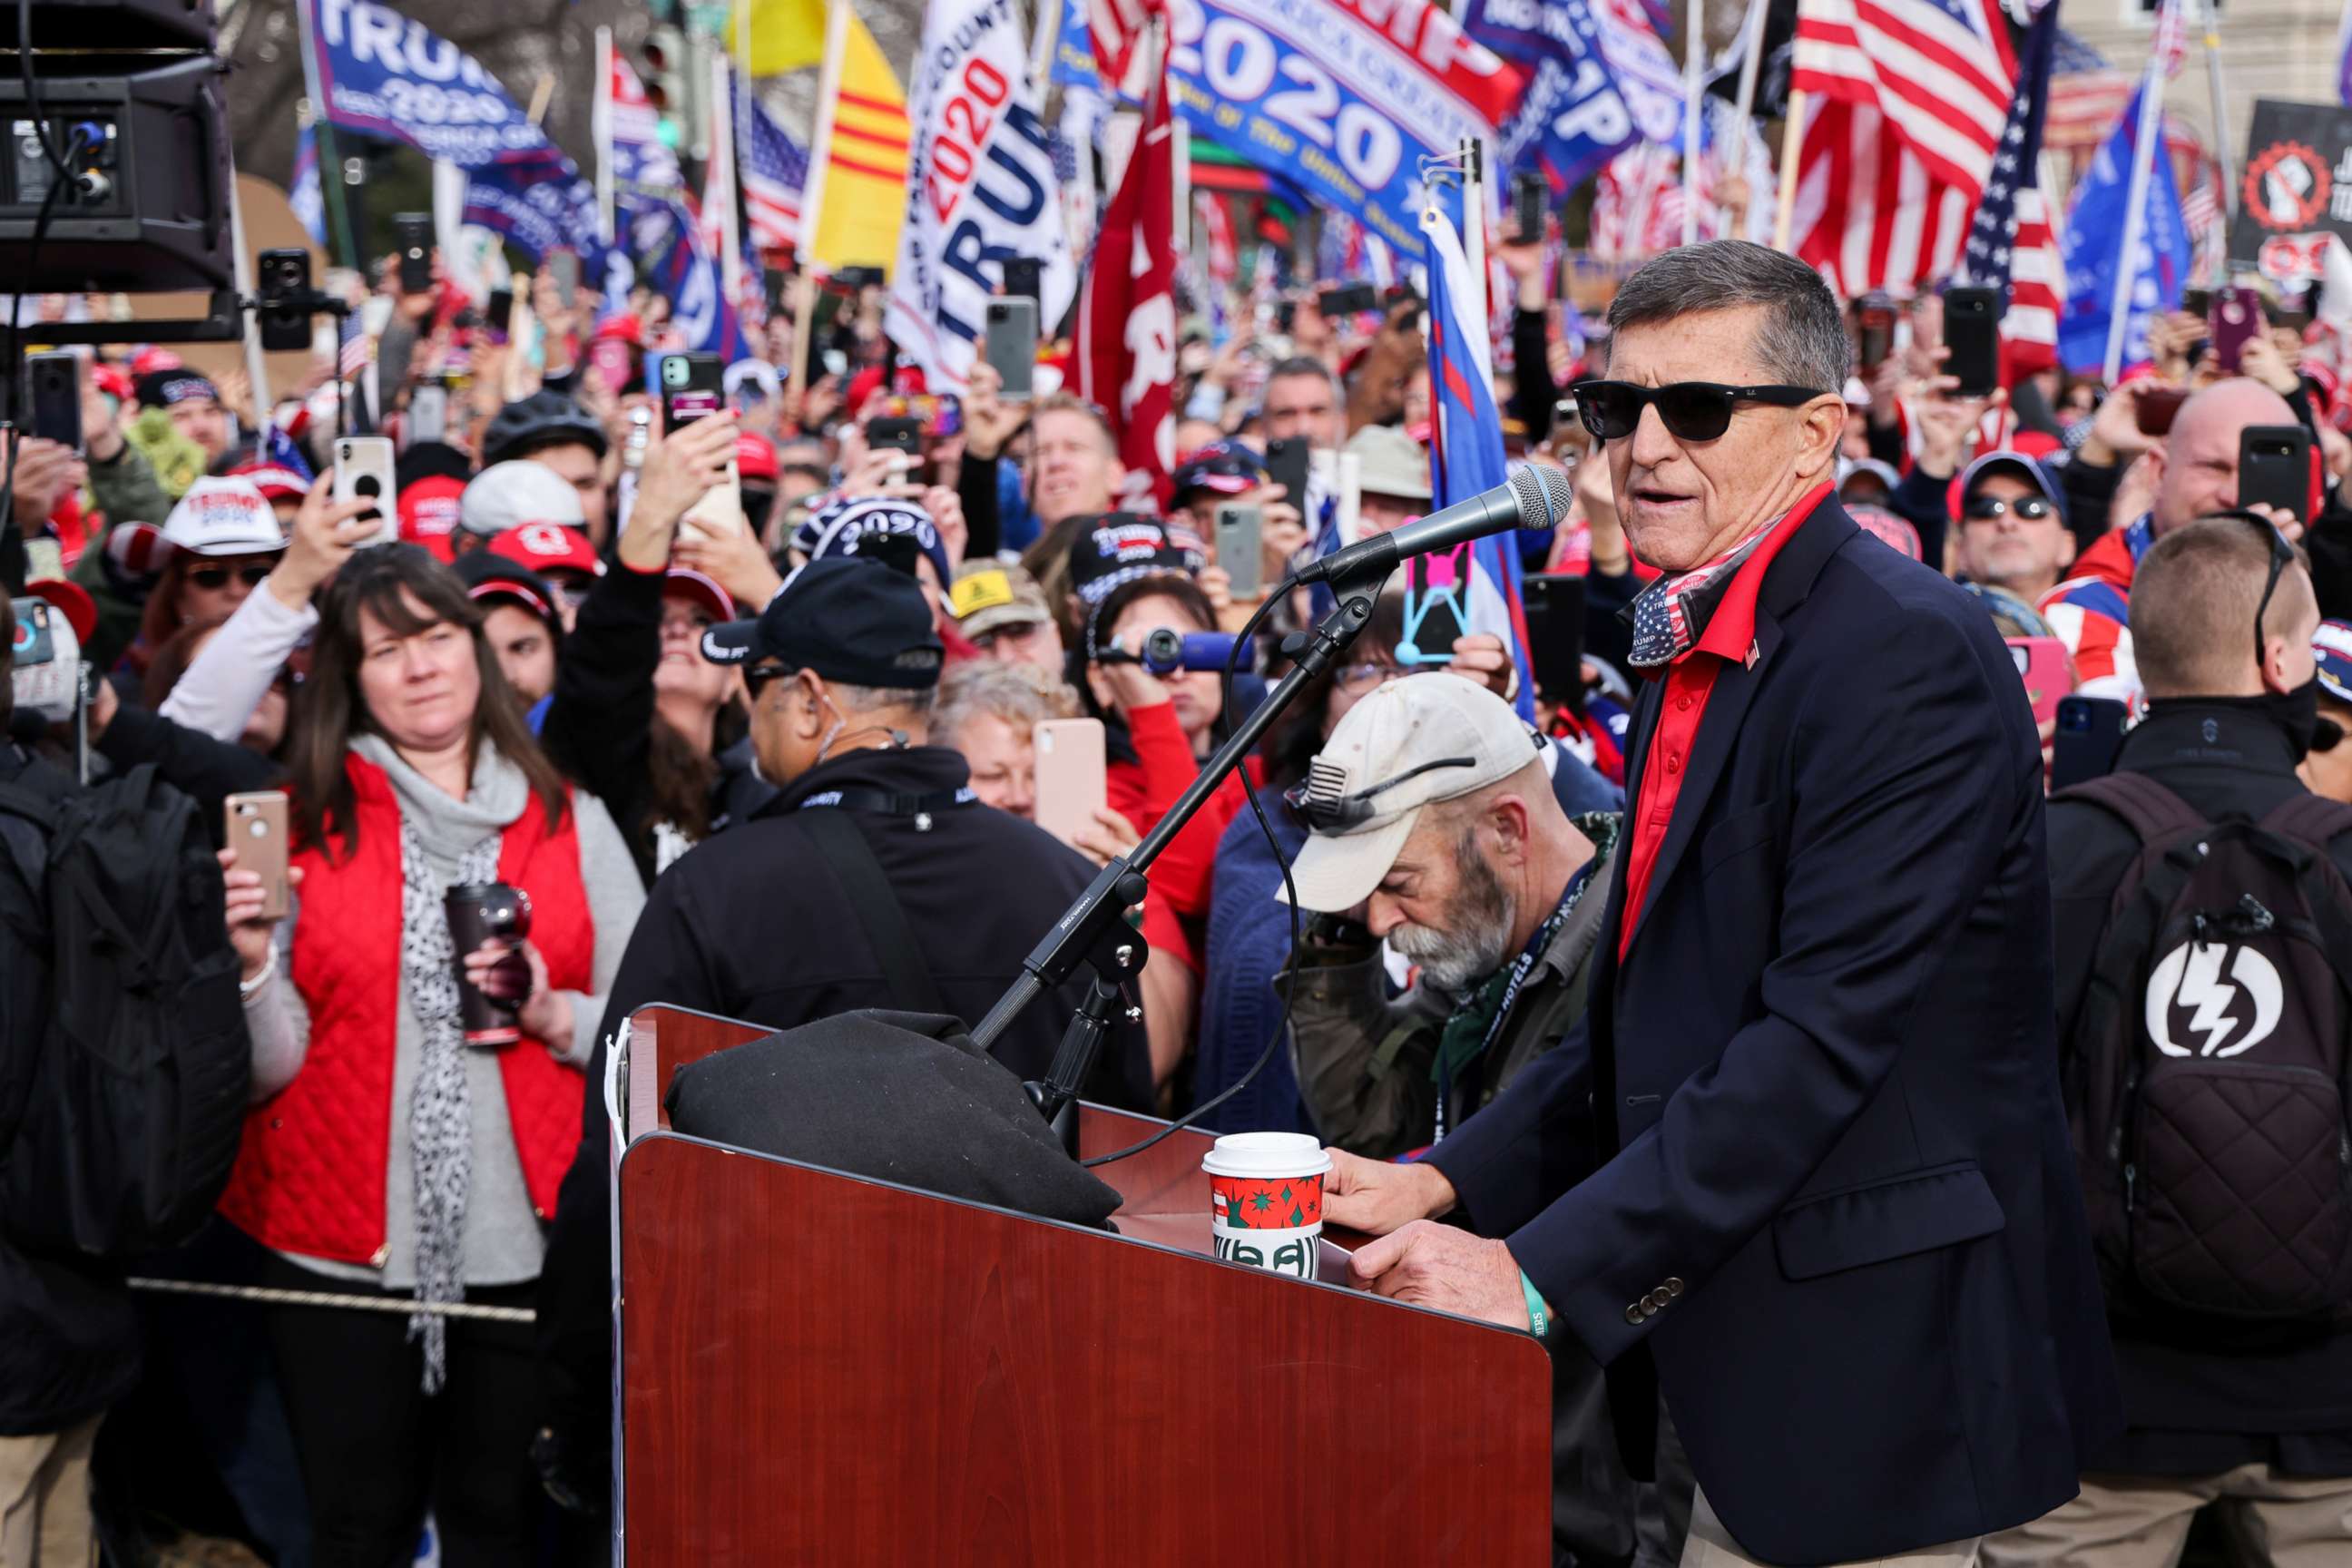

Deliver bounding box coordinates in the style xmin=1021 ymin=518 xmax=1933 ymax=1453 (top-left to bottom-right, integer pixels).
xmin=620 ymin=1133 xmax=1551 ymax=1565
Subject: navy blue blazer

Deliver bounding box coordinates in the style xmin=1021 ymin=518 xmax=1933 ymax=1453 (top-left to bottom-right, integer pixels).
xmin=1426 ymin=497 xmax=2122 ymax=1565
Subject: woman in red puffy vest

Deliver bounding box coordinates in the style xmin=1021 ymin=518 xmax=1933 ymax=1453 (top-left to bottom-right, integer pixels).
xmin=220 ymin=544 xmax=643 ymax=1564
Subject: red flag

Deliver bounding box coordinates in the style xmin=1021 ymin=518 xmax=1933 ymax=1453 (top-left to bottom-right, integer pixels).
xmin=1076 ymin=80 xmax=1178 ymax=513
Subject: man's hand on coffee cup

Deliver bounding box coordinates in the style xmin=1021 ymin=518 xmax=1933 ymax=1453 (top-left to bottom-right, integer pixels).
xmin=1347 ymin=1220 xmax=1530 ymax=1330
xmin=1322 ymin=1147 xmax=1455 ymax=1235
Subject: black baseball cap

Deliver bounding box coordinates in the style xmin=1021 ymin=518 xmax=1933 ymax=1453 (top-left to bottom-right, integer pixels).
xmin=700 ymin=555 xmax=944 ymax=689
xmin=1065 ymin=513 xmax=1205 ymax=607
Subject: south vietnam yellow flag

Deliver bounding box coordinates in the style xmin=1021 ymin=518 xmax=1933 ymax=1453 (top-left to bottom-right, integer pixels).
xmin=732 ymin=0 xmax=907 ymax=274
xmin=807 ymin=15 xmax=907 ymax=272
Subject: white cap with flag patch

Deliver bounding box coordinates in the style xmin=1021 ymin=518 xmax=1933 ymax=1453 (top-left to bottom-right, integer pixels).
xmin=1283 ymin=672 xmax=1546 ymax=914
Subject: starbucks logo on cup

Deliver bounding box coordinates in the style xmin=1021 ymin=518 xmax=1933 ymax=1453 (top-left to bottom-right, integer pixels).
xmin=1202 ymin=1132 xmax=1331 ymax=1281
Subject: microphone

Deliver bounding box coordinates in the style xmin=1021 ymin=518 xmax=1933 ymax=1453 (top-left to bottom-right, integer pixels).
xmin=1136 ymin=629 xmax=1238 ymax=676
xmin=1291 ymin=465 xmax=1574 ymax=587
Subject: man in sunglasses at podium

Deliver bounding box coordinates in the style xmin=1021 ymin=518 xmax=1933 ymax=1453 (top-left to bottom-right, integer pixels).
xmin=1323 ymin=242 xmax=2121 ymax=1568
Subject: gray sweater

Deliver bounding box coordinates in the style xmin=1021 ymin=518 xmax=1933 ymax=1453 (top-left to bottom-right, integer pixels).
xmin=241 ymin=736 xmax=644 ymax=1289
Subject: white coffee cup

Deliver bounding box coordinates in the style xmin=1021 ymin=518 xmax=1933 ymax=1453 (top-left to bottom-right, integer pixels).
xmin=1202 ymin=1132 xmax=1332 ymax=1280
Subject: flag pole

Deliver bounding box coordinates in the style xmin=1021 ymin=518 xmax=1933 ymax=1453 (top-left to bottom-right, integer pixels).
xmin=291 ymin=0 xmax=358 ymax=269
xmin=713 ymin=53 xmax=741 ymax=309
xmin=2103 ymin=68 xmax=2164 ymax=382
xmin=1031 ymin=0 xmax=1063 ymax=90
xmin=1682 ymin=0 xmax=1702 ymax=248
xmin=1771 ymin=88 xmax=1808 ymax=253
xmin=1461 ymin=138 xmax=1485 ymax=321
xmin=2197 ymin=0 xmax=2235 ymax=225
xmin=593 ymin=26 xmax=615 ymax=245
xmin=1732 ymin=0 xmax=1769 ymax=125
xmin=788 ymin=0 xmax=852 ymax=407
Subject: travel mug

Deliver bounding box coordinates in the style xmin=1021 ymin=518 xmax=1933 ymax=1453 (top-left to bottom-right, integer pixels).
xmin=444 ymin=882 xmax=534 ymax=1046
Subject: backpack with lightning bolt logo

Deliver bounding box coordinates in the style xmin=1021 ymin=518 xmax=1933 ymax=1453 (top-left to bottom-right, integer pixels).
xmin=2060 ymin=772 xmax=2352 ymax=1328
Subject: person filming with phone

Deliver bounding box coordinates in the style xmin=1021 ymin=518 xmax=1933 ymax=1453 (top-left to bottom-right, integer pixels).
xmin=1318 ymin=242 xmax=2120 ymax=1568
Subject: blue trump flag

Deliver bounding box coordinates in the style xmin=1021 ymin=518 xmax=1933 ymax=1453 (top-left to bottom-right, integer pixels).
xmin=2058 ymin=81 xmax=2190 ymax=376
xmin=305 ymin=0 xmax=603 ymax=266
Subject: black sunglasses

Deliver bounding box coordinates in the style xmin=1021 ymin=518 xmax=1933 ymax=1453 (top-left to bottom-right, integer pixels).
xmin=1963 ymin=495 xmax=2056 ymax=524
xmin=2244 ymin=512 xmax=2299 ymax=672
xmin=1284 ymin=756 xmax=1475 ymax=833
xmin=1570 ymin=380 xmax=1825 ymax=443
xmin=743 ymin=662 xmax=792 ymax=700
xmin=188 ymin=563 xmax=273 ymax=590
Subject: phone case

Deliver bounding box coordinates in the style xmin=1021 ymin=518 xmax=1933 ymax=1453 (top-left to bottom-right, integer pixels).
xmin=2239 ymin=426 xmax=2313 ymax=523
xmin=2004 ymin=636 xmax=2073 ymax=727
xmin=226 ymin=793 xmax=291 ymax=923
xmin=1398 ymin=547 xmax=1473 ymax=666
xmin=985 ymin=299 xmax=1037 ymax=400
xmin=1944 ymin=289 xmax=2000 ymax=397
xmin=26 ymin=351 xmax=80 ymax=454
xmin=1033 ymin=719 xmax=1107 ymax=847
xmin=1215 ymin=506 xmax=1263 ymax=598
xmin=334 ymin=437 xmax=400 ymax=546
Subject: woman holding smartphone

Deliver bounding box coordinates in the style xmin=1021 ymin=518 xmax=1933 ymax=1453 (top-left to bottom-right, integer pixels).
xmin=219 ymin=545 xmax=642 ymax=1564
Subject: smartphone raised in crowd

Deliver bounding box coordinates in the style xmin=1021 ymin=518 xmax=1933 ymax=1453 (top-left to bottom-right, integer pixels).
xmin=24 ymin=349 xmax=81 ymax=455
xmin=2051 ymin=696 xmax=2131 ymax=791
xmin=1033 ymin=717 xmax=1107 ymax=849
xmin=256 ymin=248 xmax=316 ymax=353
xmin=1512 ymin=171 xmax=1547 ymax=245
xmin=2210 ymin=285 xmax=2263 ymax=375
xmin=1265 ymin=436 xmax=1310 ymax=516
xmin=2004 ymin=635 xmax=2073 ymax=729
xmin=333 ymin=436 xmax=400 ymax=547
xmin=395 ymin=212 xmax=434 ymax=295
xmin=407 ymin=382 xmax=449 ymax=448
xmin=1318 ymin=282 xmax=1377 ymax=318
xmin=1855 ymin=291 xmax=1896 ymax=374
xmin=1002 ymin=256 xmax=1043 ymax=305
xmin=867 ymin=415 xmax=926 ymax=487
xmin=2239 ymin=424 xmax=2314 ymax=525
xmin=985 ymin=297 xmax=1038 ymax=401
xmin=2135 ymin=385 xmax=2189 ymax=438
xmin=1215 ymin=504 xmax=1264 ymax=599
xmin=1521 ymin=573 xmax=1587 ymax=711
xmin=1942 ymin=286 xmax=2000 ymax=397
xmin=548 ymin=248 xmax=580 ymax=310
xmin=658 ymin=352 xmax=743 ymax=538
xmin=225 ymin=792 xmax=292 ymax=924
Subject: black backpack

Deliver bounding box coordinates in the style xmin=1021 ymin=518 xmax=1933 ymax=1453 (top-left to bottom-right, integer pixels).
xmin=2060 ymin=771 xmax=2352 ymax=1326
xmin=0 ymin=762 xmax=250 ymax=1259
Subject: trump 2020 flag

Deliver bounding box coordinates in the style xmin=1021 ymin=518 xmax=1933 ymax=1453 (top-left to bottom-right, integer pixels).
xmin=884 ymin=0 xmax=1077 ymax=392
xmin=2058 ymin=80 xmax=2190 ymax=376
xmin=1422 ymin=197 xmax=1536 ymax=721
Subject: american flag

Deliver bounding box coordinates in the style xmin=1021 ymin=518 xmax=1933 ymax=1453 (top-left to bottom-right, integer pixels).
xmin=2045 ymin=27 xmax=2133 ymax=152
xmin=1955 ymin=3 xmax=2059 ymax=377
xmin=735 ymin=75 xmax=807 ymax=253
xmin=1085 ymin=0 xmax=1163 ymax=98
xmin=1788 ymin=0 xmax=2020 ymax=297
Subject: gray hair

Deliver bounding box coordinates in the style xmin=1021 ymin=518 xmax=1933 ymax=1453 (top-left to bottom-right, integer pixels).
xmin=828 ymin=680 xmax=938 ymax=724
xmin=1604 ymin=241 xmax=1848 ymax=394
xmin=1268 ymin=355 xmax=1340 ymax=396
xmin=930 ymin=661 xmax=1078 ymax=748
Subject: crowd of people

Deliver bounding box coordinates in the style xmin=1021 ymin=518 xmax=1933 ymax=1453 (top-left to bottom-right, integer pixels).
xmin=2 ymin=221 xmax=2350 ymax=1568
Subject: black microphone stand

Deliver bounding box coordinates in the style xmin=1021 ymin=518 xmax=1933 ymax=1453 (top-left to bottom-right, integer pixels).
xmin=971 ymin=564 xmax=1394 ymax=1149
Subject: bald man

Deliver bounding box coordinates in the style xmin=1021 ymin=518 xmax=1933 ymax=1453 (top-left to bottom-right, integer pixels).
xmin=2041 ymin=377 xmax=2301 ymax=700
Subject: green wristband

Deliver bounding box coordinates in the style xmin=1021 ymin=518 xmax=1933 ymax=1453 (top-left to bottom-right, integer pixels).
xmin=1519 ymin=1270 xmax=1550 ymax=1339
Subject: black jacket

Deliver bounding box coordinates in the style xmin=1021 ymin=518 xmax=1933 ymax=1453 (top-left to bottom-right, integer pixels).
xmin=2048 ymin=701 xmax=2352 ymax=1475
xmin=534 ymin=742 xmax=1152 ymax=1494
xmin=0 ymin=742 xmax=140 ymax=1434
xmin=1427 ymin=497 xmax=2122 ymax=1563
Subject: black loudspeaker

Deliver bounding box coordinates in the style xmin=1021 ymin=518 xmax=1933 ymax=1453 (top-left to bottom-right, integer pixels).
xmin=0 ymin=0 xmax=235 ymax=338
xmin=0 ymin=0 xmax=216 ymax=52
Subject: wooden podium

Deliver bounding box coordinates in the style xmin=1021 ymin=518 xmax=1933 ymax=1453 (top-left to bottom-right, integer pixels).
xmin=614 ymin=1005 xmax=1551 ymax=1565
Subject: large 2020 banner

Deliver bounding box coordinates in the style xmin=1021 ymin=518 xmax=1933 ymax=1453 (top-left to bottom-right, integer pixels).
xmin=1165 ymin=0 xmax=1523 ymax=255
xmin=308 ymin=0 xmax=603 ymax=264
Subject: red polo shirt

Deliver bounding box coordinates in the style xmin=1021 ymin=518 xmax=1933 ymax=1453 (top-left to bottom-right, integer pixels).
xmin=1617 ymin=483 xmax=1830 ymax=960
